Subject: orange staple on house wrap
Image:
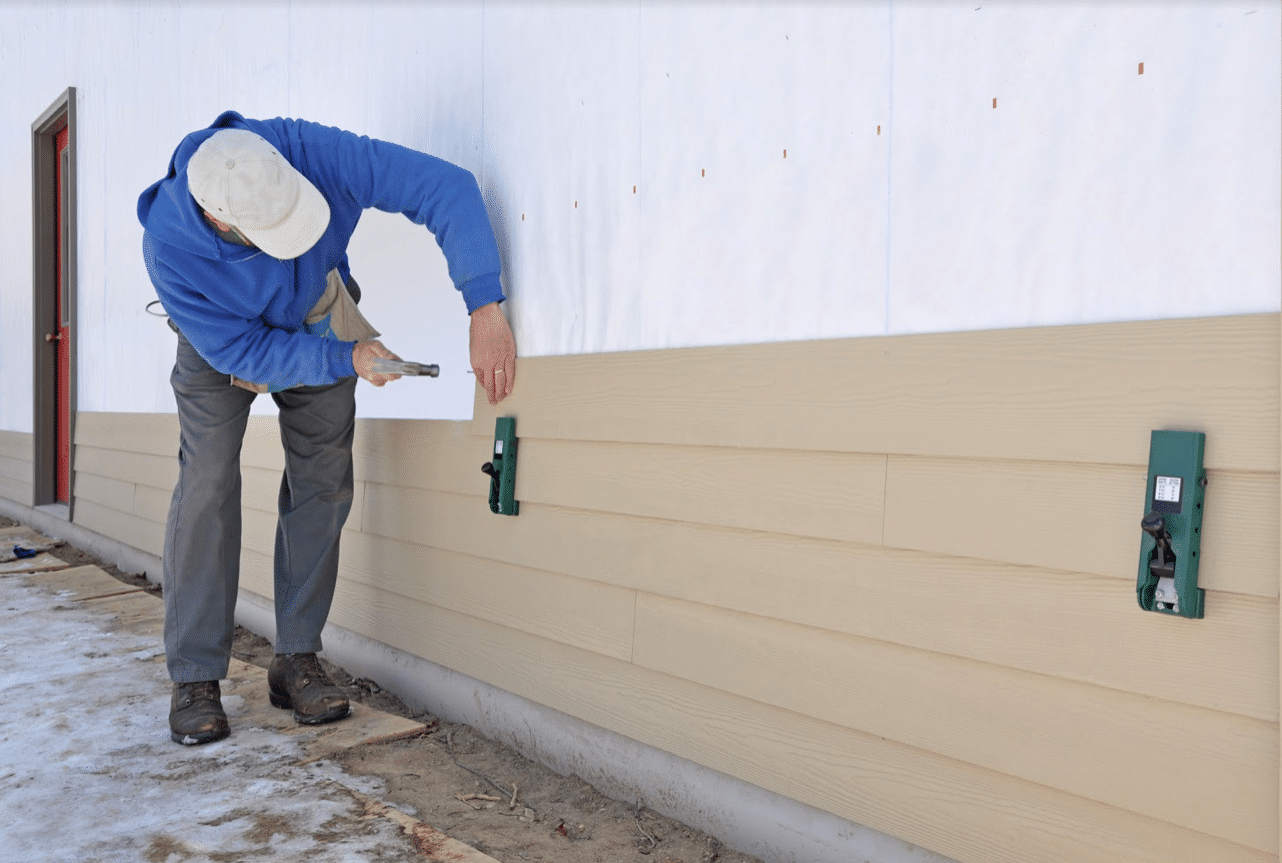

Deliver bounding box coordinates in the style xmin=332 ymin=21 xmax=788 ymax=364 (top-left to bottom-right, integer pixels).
xmin=701 ymin=168 xmax=705 ymax=177
xmin=1138 ymin=62 xmax=1144 ymax=75
xmin=783 ymin=149 xmax=787 ymax=158
xmin=877 ymin=125 xmax=881 ymax=135
xmin=633 ymin=185 xmax=636 ymax=193
xmin=993 ymin=97 xmax=997 ymax=108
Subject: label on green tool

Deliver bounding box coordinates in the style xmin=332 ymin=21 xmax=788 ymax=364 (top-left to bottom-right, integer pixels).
xmin=1154 ymin=476 xmax=1181 ymax=504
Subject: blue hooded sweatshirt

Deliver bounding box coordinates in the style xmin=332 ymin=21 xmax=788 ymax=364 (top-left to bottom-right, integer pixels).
xmin=137 ymin=111 xmax=505 ymax=387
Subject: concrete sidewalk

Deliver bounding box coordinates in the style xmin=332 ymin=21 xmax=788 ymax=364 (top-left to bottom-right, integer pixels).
xmin=0 ymin=528 xmax=497 ymax=863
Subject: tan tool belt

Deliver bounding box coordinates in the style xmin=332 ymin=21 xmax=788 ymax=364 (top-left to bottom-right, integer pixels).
xmin=305 ymin=268 xmax=380 ymax=342
xmin=231 ymin=269 xmax=379 ymax=393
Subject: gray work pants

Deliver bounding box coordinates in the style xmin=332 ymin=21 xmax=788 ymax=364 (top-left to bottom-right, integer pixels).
xmin=163 ymin=332 xmax=356 ymax=683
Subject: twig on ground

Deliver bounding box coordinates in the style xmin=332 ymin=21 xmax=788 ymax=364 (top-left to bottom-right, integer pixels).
xmin=634 ymin=801 xmax=659 ymax=848
xmin=445 ymin=729 xmax=536 ymax=813
xmin=508 ymin=781 xmax=519 ymax=810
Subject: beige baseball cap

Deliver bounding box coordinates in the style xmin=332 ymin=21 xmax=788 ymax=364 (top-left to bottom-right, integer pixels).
xmin=188 ymin=128 xmax=330 ymax=260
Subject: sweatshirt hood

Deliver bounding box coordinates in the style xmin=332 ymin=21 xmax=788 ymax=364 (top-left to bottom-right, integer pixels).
xmin=137 ymin=111 xmax=259 ymax=261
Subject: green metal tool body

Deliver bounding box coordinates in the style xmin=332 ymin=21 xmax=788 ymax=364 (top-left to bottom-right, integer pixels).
xmin=1136 ymin=430 xmax=1207 ymax=619
xmin=482 ymin=417 xmax=520 ymax=516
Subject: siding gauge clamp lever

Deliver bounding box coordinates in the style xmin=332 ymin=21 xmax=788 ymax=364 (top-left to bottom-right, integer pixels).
xmin=1142 ymin=513 xmax=1178 ymax=613
xmin=1141 ymin=513 xmax=1175 ymax=579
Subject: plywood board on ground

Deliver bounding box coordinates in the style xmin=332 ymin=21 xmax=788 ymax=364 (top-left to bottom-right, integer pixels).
xmin=0 ymin=553 xmax=68 ymax=574
xmin=0 ymin=526 xmax=60 ymax=556
xmin=220 ymin=658 xmax=430 ymax=764
xmin=82 ymin=590 xmax=165 ymax=640
xmin=22 ymin=564 xmax=143 ymax=601
xmin=16 ymin=561 xmax=429 ymax=766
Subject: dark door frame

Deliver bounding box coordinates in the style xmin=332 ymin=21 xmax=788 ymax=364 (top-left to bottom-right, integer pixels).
xmin=31 ymin=87 xmax=77 ymax=513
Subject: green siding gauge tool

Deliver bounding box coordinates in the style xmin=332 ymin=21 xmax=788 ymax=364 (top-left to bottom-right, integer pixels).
xmin=481 ymin=417 xmax=520 ymax=516
xmin=1136 ymin=430 xmax=1207 ymax=619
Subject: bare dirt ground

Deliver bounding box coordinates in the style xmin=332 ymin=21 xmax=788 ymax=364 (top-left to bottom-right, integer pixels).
xmin=1 ymin=516 xmax=763 ymax=863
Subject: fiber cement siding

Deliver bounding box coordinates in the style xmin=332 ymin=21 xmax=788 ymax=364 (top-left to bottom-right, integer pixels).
xmin=57 ymin=312 xmax=1280 ymax=862
xmin=0 ymin=431 xmax=33 ymax=507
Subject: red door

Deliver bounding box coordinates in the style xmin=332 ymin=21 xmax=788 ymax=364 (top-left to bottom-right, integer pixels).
xmin=53 ymin=127 xmax=70 ymax=503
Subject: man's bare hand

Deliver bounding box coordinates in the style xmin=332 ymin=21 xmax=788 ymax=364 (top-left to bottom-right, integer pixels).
xmin=352 ymin=340 xmax=402 ymax=387
xmin=469 ymin=302 xmax=516 ymax=405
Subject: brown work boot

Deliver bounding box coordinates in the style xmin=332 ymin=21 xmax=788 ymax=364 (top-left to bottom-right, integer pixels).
xmin=268 ymin=653 xmax=350 ymax=725
xmin=169 ymin=680 xmax=230 ymax=745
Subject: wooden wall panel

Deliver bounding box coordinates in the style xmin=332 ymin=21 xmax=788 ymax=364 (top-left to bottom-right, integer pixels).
xmin=633 ymin=592 xmax=1276 ymax=852
xmin=73 ymin=472 xmax=136 ymax=514
xmin=516 ymin=439 xmax=888 ymax=544
xmin=0 ymin=475 xmax=32 ymax=507
xmin=883 ymin=457 xmax=1277 ymax=598
xmin=239 ymin=502 xmax=278 ymax=560
xmin=75 ymin=445 xmax=177 ymax=491
xmin=356 ymin=487 xmax=1275 ymax=722
xmin=241 ymin=465 xmax=283 ymax=514
xmin=0 ymin=430 xmax=33 ymax=463
xmin=49 ymin=313 xmax=1282 ymax=863
xmin=0 ymin=431 xmax=33 ymax=507
xmin=473 ymin=314 xmax=1279 ymax=471
xmin=133 ymin=484 xmax=171 ymax=525
xmin=238 ymin=547 xmax=275 ymax=599
xmin=238 ymin=486 xmax=636 ymax=661
xmin=0 ymin=479 xmax=32 ymax=507
xmin=241 ymin=417 xmax=287 ymax=471
xmin=323 ymin=577 xmax=1273 ymax=863
xmin=341 ymin=512 xmax=635 ymax=661
xmin=73 ymin=498 xmax=164 ymax=558
xmin=0 ymin=455 xmax=30 ymax=487
xmin=75 ymin=412 xmax=177 ymax=457
xmin=352 ymin=418 xmax=485 ymax=495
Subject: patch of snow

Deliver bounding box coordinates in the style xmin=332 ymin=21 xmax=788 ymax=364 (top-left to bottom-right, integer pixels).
xmin=0 ymin=576 xmax=418 ymax=863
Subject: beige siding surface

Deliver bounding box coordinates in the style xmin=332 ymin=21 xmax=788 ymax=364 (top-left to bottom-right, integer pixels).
xmin=0 ymin=430 xmax=33 ymax=506
xmin=37 ymin=313 xmax=1282 ymax=863
xmin=469 ymin=314 xmax=1278 ymax=470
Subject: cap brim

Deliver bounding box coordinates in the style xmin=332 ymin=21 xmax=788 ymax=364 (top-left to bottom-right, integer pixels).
xmin=244 ymin=175 xmax=331 ymax=261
